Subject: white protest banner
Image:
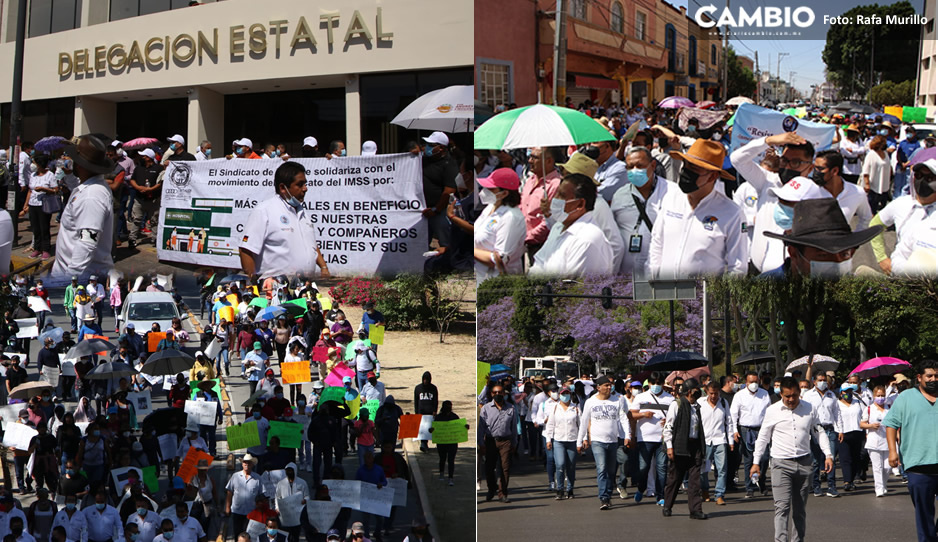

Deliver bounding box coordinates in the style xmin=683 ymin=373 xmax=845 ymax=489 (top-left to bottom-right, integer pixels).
xmin=359 ymin=482 xmax=393 ymax=517
xmin=203 ymin=338 xmax=221 ymax=361
xmin=184 ymin=400 xmax=216 ymax=425
xmin=111 ymin=466 xmax=143 ymax=493
xmin=322 ymin=479 xmax=361 ymax=510
xmin=276 ymin=492 xmax=304 ymax=526
xmin=127 ymin=391 xmax=152 ymax=418
xmin=261 ymin=469 xmax=286 ymax=498
xmin=0 ymin=404 xmax=23 ymax=424
xmin=729 ymin=103 xmax=837 ymax=154
xmin=2 ymin=422 xmax=37 ymax=449
xmin=157 ymin=433 xmax=178 ymax=461
xmin=306 ymin=501 xmax=342 ymax=533
xmin=388 ymin=477 xmax=408 ymax=507
xmin=157 ymin=155 xmax=427 ymax=275
xmin=414 ymin=415 xmax=434 ymax=441
xmin=39 ymin=366 xmax=59 ymax=389
xmin=15 ymin=318 xmax=38 ymax=339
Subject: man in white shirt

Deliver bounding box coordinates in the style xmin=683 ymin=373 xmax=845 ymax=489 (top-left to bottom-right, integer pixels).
xmin=813 ymin=150 xmax=873 ymax=230
xmin=630 ymin=372 xmax=674 ymax=505
xmin=171 ymin=502 xmax=206 ymax=542
xmin=576 ymin=376 xmax=630 ymax=510
xmin=800 ymin=372 xmax=840 ymax=497
xmin=611 ymin=147 xmax=671 ymax=276
xmin=697 ymin=381 xmax=734 ymax=505
xmin=749 ymin=176 xmax=829 ymax=272
xmin=648 ymin=139 xmax=748 ymax=278
xmin=751 ymin=377 xmax=833 ymax=542
xmin=194 ymin=140 xmax=213 ymax=161
xmin=83 ymin=490 xmax=124 ymax=542
xmin=662 ymin=379 xmax=708 ymax=520
xmin=730 ymin=371 xmax=771 ymax=498
xmin=838 ymin=125 xmax=867 ymax=184
xmin=239 ymin=161 xmax=330 ymax=281
xmin=225 ymin=454 xmax=262 ymax=535
xmin=360 ymin=372 xmax=386 ymax=404
xmin=533 ymin=383 xmax=559 ymax=492
xmin=127 ymin=496 xmax=162 ymax=542
xmin=870 ymin=159 xmax=936 ymax=274
xmin=530 ymin=174 xmax=614 ymax=277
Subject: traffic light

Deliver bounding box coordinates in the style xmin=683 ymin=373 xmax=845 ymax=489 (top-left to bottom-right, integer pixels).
xmin=541 ymin=283 xmax=553 ymax=308
xmin=601 ymin=286 xmax=613 ymax=309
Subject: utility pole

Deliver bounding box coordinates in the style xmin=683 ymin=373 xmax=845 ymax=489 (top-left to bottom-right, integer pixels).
xmin=789 ymin=71 xmax=796 ymax=101
xmin=755 ymin=50 xmax=760 ymax=102
xmin=10 ymin=0 xmax=28 ymax=155
xmin=722 ymin=0 xmax=730 ymax=101
xmin=552 ymin=0 xmax=568 ymax=106
xmin=869 ymin=28 xmax=875 ymax=98
xmin=776 ymin=52 xmax=788 ymax=103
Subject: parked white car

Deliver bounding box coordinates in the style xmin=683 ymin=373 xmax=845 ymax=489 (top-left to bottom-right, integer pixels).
xmin=118 ymin=291 xmax=181 ymax=336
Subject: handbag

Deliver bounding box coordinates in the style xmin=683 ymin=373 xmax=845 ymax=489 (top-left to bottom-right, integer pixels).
xmin=41 ymin=193 xmax=62 ymax=214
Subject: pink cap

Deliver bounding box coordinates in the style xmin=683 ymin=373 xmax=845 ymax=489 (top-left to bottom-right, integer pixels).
xmin=478 ymin=168 xmax=520 ymax=191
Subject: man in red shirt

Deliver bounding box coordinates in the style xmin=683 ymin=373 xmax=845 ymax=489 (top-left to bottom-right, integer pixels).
xmin=520 ymin=147 xmax=563 ymax=262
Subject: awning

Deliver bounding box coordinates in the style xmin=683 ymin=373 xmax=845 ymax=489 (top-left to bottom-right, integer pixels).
xmin=572 ymin=74 xmax=619 ymax=90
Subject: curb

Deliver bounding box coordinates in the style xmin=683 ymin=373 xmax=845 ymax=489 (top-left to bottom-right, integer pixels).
xmin=402 ymin=439 xmax=442 ymax=542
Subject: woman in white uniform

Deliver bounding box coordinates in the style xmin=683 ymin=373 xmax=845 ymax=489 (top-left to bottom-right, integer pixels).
xmin=472 ymin=168 xmax=525 ymax=284
xmin=860 ymin=385 xmax=891 ymax=496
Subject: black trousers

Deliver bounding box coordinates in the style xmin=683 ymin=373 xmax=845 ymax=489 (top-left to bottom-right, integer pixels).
xmin=663 ymin=438 xmax=704 ymax=514
xmin=438 ymin=443 xmax=458 ymax=478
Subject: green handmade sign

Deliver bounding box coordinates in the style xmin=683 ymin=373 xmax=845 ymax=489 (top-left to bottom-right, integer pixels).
xmin=431 ymin=419 xmax=469 ymax=444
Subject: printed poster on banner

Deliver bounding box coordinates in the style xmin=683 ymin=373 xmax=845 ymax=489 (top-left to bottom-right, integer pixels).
xmin=307 ymin=501 xmax=343 ymax=533
xmin=729 ymin=103 xmax=837 ymax=154
xmin=157 ymin=155 xmax=427 ymax=275
xmin=127 ymin=391 xmax=152 ymax=419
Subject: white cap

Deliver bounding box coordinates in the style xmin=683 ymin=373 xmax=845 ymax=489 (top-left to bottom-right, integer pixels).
xmin=167 ymin=134 xmax=185 ymax=145
xmin=303 ymin=136 xmax=318 ymax=148
xmin=195 ymin=350 xmax=204 ymax=358
xmin=139 ymin=148 xmax=157 ymax=160
xmin=422 ymin=131 xmax=449 ymax=146
xmin=361 ymin=141 xmax=377 ymax=156
xmin=111 ymin=140 xmax=122 ymax=147
xmin=768 ymin=176 xmax=826 ymax=203
xmin=233 ymin=138 xmax=253 ymax=148
xmin=912 ymin=158 xmax=937 ymax=177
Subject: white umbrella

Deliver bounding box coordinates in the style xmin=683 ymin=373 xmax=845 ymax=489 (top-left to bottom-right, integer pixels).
xmin=726 ymin=96 xmax=755 ymax=106
xmin=391 ymin=85 xmax=474 ymax=133
xmin=786 ymin=354 xmax=840 ymax=374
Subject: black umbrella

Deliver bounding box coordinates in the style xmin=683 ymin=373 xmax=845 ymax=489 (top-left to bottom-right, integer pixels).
xmin=86 ymin=361 xmax=138 ymax=380
xmin=219 ymin=274 xmax=249 ymax=285
xmin=645 ymin=351 xmax=708 ymax=372
xmin=65 ymin=338 xmax=117 ymax=360
xmin=141 ymin=348 xmax=195 ymax=376
xmin=733 ymin=351 xmax=776 ymax=366
xmin=142 ymin=407 xmax=188 ymax=436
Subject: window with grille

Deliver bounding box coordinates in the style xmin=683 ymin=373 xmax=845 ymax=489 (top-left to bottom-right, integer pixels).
xmin=611 ymin=2 xmax=624 ymax=33
xmin=636 ymin=12 xmax=646 ymax=41
xmin=570 ymin=0 xmax=586 ymax=19
xmin=479 ymin=63 xmax=511 ymax=109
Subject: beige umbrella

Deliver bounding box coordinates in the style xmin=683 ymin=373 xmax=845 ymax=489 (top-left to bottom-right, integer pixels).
xmin=9 ymin=381 xmax=54 ymax=401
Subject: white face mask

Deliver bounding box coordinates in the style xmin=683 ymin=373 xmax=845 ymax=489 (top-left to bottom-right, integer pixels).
xmin=30 ymin=163 xmax=38 ymax=173
xmin=479 ymin=187 xmax=498 ymax=206
xmin=549 ymin=198 xmax=569 ymax=224
xmin=473 ymin=155 xmax=480 ymax=167
xmin=817 ymin=381 xmax=829 ymax=391
xmin=809 ymin=259 xmax=852 ymax=278
xmin=549 ymin=392 xmax=559 ymax=401
xmin=747 ymin=382 xmax=759 ymax=393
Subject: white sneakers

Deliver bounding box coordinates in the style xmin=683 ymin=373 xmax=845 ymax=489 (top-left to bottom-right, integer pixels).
xmin=617 ymin=487 xmax=629 ymax=500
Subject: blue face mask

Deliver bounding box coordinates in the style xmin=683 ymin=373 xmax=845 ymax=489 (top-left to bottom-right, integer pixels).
xmin=66 ymin=502 xmax=76 ymax=510
xmin=130 ymin=534 xmax=138 ymax=542
xmin=236 ymin=147 xmax=245 ymax=156
xmin=55 ymin=168 xmax=65 ymax=181
xmin=95 ymin=503 xmax=106 ymax=510
xmin=286 ymin=196 xmax=303 ymax=210
xmin=879 ymin=129 xmax=889 ymax=136
xmin=137 ymin=507 xmax=147 ymax=516
xmin=170 ymin=143 xmax=177 ymax=151
xmin=204 ymin=148 xmax=212 ymax=157
xmin=774 ymin=387 xmax=781 ymax=395
xmin=339 ymin=149 xmax=346 ymax=157
xmin=424 ymin=146 xmax=434 ymax=158
xmin=773 ymin=203 xmax=794 ymax=230
xmin=267 ymin=529 xmax=278 ymax=536
xmin=559 ymin=393 xmax=571 ymax=404
xmin=253 ymin=412 xmax=261 ymax=419
xmin=627 ymin=167 xmax=650 ymax=187
xmin=650 ymin=384 xmax=663 ymax=395
xmin=163 ymin=532 xmax=174 ymax=540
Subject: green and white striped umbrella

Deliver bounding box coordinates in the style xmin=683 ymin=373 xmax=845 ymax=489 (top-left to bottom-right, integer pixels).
xmin=473 ymin=104 xmax=616 ymax=150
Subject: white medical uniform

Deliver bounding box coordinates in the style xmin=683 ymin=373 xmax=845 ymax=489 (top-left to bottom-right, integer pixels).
xmin=530 ymin=212 xmax=614 ymax=277
xmin=610 ymin=176 xmax=671 ymax=276
xmin=473 ymin=203 xmax=525 ymax=284
xmin=240 ymin=195 xmax=319 ymax=279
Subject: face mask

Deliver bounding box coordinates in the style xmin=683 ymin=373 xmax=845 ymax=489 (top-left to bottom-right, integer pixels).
xmin=170 ymin=143 xmax=177 ymax=151
xmin=559 ymin=394 xmax=571 ymax=404
xmin=66 ymin=502 xmax=76 ymax=510
xmin=130 ymin=534 xmax=139 ymax=542
xmin=285 ymin=195 xmax=304 ymax=210
xmin=809 ymin=258 xmax=852 ymax=278
xmin=204 ymin=148 xmax=212 ymax=157
xmin=138 ymin=507 xmax=148 ymax=516
xmin=773 ymin=387 xmax=781 ymax=395
xmin=55 ymin=168 xmax=65 ymax=181
xmin=549 ymin=198 xmax=570 ymax=224
xmin=267 ymin=529 xmax=278 ymax=536
xmin=778 ymin=168 xmax=800 ymax=184
xmin=549 ymin=391 xmax=558 ymax=401
xmin=841 ymin=392 xmax=852 ymax=402
xmin=923 ymin=381 xmax=938 ymax=395
xmin=479 ymin=187 xmax=498 ymax=206
xmin=164 ymin=532 xmax=175 ymax=540
xmin=711 ymin=132 xmax=723 ymax=141
xmin=95 ymin=503 xmax=106 ymax=510
xmin=650 ymin=384 xmax=663 ymax=395
xmin=914 ymin=173 xmax=936 ymax=198
xmin=678 ymin=168 xmax=703 ymax=194
xmin=879 ymin=129 xmax=889 ymax=136
xmin=339 ymin=149 xmax=347 ymax=157
xmin=773 ymin=203 xmax=794 ymax=230
xmin=810 ymin=169 xmax=828 ymax=187
xmin=178 ymin=516 xmax=188 ymax=523
xmin=236 ymin=147 xmax=245 ymax=156
xmin=493 ymin=394 xmax=505 ymax=405
xmin=627 ymin=167 xmax=650 ymax=187
xmin=253 ymin=412 xmax=261 ymax=419
xmin=686 ymin=126 xmax=697 ymax=136
xmin=30 ymin=163 xmax=38 ymax=173
xmin=874 ymin=397 xmax=886 ymax=406
xmin=817 ymin=381 xmax=829 ymax=391
xmin=747 ymin=382 xmax=759 ymax=393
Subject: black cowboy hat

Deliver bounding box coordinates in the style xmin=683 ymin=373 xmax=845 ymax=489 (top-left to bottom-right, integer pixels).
xmin=764 ymin=198 xmax=883 ymax=254
xmin=63 ymin=134 xmax=115 ymax=176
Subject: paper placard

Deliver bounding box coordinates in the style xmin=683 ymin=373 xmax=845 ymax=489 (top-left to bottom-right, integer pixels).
xmin=267 ymin=421 xmax=303 ymax=448
xmin=345 ymin=395 xmax=361 ymax=421
xmin=398 ymin=414 xmax=422 ymax=439
xmin=111 ymin=466 xmax=144 ymax=493
xmin=1 ymin=423 xmax=37 ymax=449
xmin=477 ymin=361 xmax=488 ymax=394
xmin=218 ymin=306 xmax=235 ymax=323
xmin=319 ymin=386 xmax=347 ymax=405
xmin=189 ymin=379 xmax=221 ymax=399
xmin=184 ymin=400 xmax=217 ymax=426
xmin=312 ymin=346 xmax=329 ymax=363
xmin=415 ymin=415 xmax=433 ymax=441
xmin=388 ymin=477 xmax=408 ymax=507
xmin=27 ymin=296 xmax=51 ymax=312
xmin=15 ymin=318 xmax=38 ymax=339
xmin=316 ymin=295 xmax=332 ymax=311
xmin=226 ymin=422 xmax=261 ymax=450
xmin=344 ymin=339 xmax=372 ymax=361
xmin=175 ymin=447 xmax=213 ymax=484
xmin=323 ymin=479 xmax=361 ymax=510
xmin=203 ymin=338 xmax=221 ymax=360
xmin=362 ymin=399 xmax=380 ymax=421
xmin=61 ymin=355 xmax=76 ymax=376
xmin=281 ymin=361 xmax=311 ymax=384
xmin=324 ymin=362 xmax=355 ymax=388
xmin=127 ymin=391 xmax=152 ymax=418
xmin=368 ymin=325 xmax=385 ymax=345
xmin=261 ymin=469 xmax=286 ymax=498
xmin=147 ymin=332 xmax=167 ymax=353
xmin=158 ymin=433 xmax=178 ymax=461
xmin=0 ymin=404 xmax=24 ymax=424
xmin=246 ymin=519 xmax=267 ymax=537
xmin=431 ymin=419 xmax=469 ymax=444
xmin=360 ymin=482 xmax=393 ymax=517
xmin=306 ymin=501 xmax=342 ymax=533
xmin=142 ymin=465 xmax=159 ymax=492
xmin=276 ymin=491 xmax=304 ymax=526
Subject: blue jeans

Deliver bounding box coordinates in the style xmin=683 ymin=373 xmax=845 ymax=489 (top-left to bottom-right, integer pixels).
xmin=216 ymin=346 xmax=229 ymax=375
xmin=68 ymin=308 xmax=77 ymax=331
xmin=811 ymin=426 xmax=838 ymax=491
xmin=553 ymin=440 xmax=577 ymax=491
xmin=907 ymin=472 xmax=938 ymax=542
xmin=543 ymin=435 xmax=556 ymax=488
xmin=740 ymin=426 xmax=768 ymax=492
xmin=616 ymin=443 xmax=638 ymax=489
xmin=356 ymin=370 xmax=369 ymax=391
xmin=357 ymin=444 xmax=374 ymax=467
xmin=637 ymin=441 xmax=668 ymax=500
xmin=894 ymin=169 xmax=909 ymax=199
xmin=701 ymin=443 xmax=728 ymax=498
xmin=591 ymin=441 xmax=618 ymax=501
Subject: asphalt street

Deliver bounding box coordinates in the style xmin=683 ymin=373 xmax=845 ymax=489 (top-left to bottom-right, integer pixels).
xmin=478 ymin=449 xmax=918 ymax=541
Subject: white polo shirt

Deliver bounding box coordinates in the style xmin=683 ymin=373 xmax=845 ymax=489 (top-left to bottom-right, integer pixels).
xmin=49 ymin=176 xmax=114 ymax=283
xmin=240 ymin=195 xmax=319 ymax=279
xmin=530 ymin=212 xmax=614 ymax=277
xmin=610 ymin=176 xmax=671 ymax=276
xmin=630 ymin=390 xmax=674 ymax=443
xmin=226 ymin=470 xmax=262 ymax=515
xmin=128 ymin=510 xmax=163 ymax=542
xmin=801 ymin=387 xmax=838 ymax=426
xmin=473 ymin=203 xmax=525 ymax=283
xmin=878 ymin=195 xmax=935 ymax=260
xmin=821 ymin=181 xmax=872 ymax=230
xmin=696 ymin=395 xmax=733 ymax=446
xmin=171 ymin=515 xmax=205 ymax=542
xmin=545 ymin=198 xmax=624 ymax=272
xmin=647 ymin=186 xmax=748 ymax=278
xmin=892 ymin=212 xmax=937 ymax=274
xmin=730 ymin=386 xmax=770 ymax=428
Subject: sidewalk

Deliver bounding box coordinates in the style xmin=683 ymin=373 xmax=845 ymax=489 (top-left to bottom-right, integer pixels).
xmin=403 ymin=439 xmax=475 ymax=542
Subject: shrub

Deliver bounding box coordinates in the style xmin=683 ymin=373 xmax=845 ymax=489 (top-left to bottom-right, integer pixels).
xmin=328 ymin=277 xmax=389 ymax=307
xmin=377 ymin=274 xmax=434 ymax=332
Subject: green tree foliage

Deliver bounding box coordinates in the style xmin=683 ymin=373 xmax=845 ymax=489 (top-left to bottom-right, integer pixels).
xmin=869 ymin=80 xmax=916 ymax=107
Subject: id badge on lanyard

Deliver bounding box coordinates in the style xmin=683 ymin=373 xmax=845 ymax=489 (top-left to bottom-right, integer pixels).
xmin=629 ymin=234 xmax=642 ymax=253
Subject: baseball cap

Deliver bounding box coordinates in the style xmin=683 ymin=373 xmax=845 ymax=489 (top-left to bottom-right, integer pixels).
xmin=233 ymin=138 xmax=253 ymax=148
xmin=912 ymin=158 xmax=937 ymax=178
xmin=303 ymin=136 xmax=318 ymax=148
xmin=167 ymin=134 xmax=185 ymax=145
xmin=768 ymin=176 xmax=826 ymax=203
xmin=126 ymin=323 xmax=135 ymax=329
xmin=478 ymin=168 xmax=520 ymax=191
xmin=326 ymin=530 xmax=342 ymax=540
xmin=361 ymin=141 xmax=377 ymax=156
xmin=594 ymin=375 xmax=612 ymax=387
xmin=422 ymin=131 xmax=449 ymax=146
xmin=139 ymin=149 xmax=157 ymax=160
xmin=630 ymin=380 xmax=643 ymax=388
xmin=343 ymin=376 xmax=352 ymax=384
xmin=557 ymin=152 xmax=600 ymax=183
xmin=366 ymin=371 xmax=376 ymax=379
xmin=351 ymin=522 xmax=365 ymax=534
xmin=253 ymin=341 xmax=262 ymax=350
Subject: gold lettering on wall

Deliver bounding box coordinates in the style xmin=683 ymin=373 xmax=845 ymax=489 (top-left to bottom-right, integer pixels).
xmin=290 ymin=16 xmax=316 ymax=49
xmin=344 ymin=10 xmax=373 ymax=43
xmin=248 ymin=23 xmax=267 ymax=54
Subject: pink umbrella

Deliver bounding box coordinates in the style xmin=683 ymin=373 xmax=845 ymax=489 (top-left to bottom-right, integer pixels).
xmin=665 ymin=366 xmax=711 ymax=385
xmin=849 ymin=357 xmax=911 ymax=379
xmin=696 ymin=100 xmax=717 ymax=109
xmin=122 ymin=137 xmax=158 ymax=150
xmin=658 ymin=96 xmax=695 ymax=109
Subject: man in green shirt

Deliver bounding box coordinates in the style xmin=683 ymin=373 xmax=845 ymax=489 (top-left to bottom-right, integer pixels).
xmin=884 ymin=359 xmax=938 ymax=542
xmin=63 ymin=275 xmax=79 ymax=332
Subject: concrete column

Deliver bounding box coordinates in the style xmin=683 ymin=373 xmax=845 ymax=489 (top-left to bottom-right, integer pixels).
xmin=4 ymin=0 xmax=20 ymax=43
xmin=73 ymin=96 xmax=115 ymax=136
xmin=345 ymin=74 xmax=361 ymax=156
xmin=187 ymin=86 xmax=224 ymax=153
xmin=81 ymin=0 xmax=110 ymax=28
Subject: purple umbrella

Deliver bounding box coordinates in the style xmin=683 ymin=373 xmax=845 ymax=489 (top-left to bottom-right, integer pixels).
xmin=849 ymin=357 xmax=911 ymax=379
xmin=658 ymin=96 xmax=695 ymax=109
xmin=34 ymin=136 xmax=66 ymax=154
xmin=909 ymin=146 xmax=935 ymax=166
